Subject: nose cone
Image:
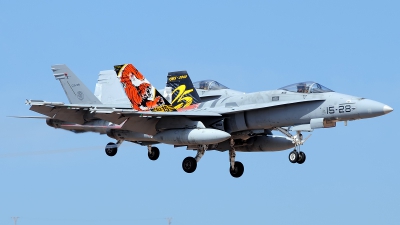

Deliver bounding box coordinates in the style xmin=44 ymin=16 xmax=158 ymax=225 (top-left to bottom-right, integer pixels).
xmin=383 ymin=105 xmax=393 ymax=114
xmin=358 ymin=99 xmax=393 ymax=119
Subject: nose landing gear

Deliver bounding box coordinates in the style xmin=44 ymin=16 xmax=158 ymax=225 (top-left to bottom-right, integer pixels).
xmin=275 ymin=127 xmax=310 ymax=165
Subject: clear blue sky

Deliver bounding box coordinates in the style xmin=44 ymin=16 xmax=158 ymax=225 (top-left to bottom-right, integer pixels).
xmin=1 ymin=1 xmax=398 ymax=225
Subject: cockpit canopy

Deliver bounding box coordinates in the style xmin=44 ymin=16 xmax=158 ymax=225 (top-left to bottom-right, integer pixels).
xmin=193 ymin=80 xmax=229 ymax=90
xmin=279 ymin=81 xmax=334 ymax=93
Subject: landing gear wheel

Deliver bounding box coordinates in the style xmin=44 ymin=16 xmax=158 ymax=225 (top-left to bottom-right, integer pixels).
xmin=105 ymin=142 xmax=118 ymax=157
xmin=230 ymin=161 xmax=244 ymax=178
xmin=297 ymin=151 xmax=306 ymax=164
xmin=289 ymin=150 xmax=299 ymax=163
xmin=182 ymin=157 xmax=197 ymax=173
xmin=148 ymin=147 xmax=160 ymax=161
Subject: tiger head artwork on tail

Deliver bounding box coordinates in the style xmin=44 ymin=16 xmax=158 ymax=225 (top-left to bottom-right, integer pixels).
xmin=114 ymin=64 xmax=172 ymax=111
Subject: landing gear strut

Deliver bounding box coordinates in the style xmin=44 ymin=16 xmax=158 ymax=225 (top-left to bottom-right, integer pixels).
xmin=229 ymin=139 xmax=244 ymax=178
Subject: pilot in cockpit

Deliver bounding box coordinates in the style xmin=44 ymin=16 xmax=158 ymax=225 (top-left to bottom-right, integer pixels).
xmin=297 ymin=83 xmax=307 ymax=93
xmin=199 ymin=81 xmax=209 ymax=90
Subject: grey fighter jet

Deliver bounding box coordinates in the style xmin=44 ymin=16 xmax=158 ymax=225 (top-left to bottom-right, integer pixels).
xmin=25 ymin=64 xmax=393 ymax=178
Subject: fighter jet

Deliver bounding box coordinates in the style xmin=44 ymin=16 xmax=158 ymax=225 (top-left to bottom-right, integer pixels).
xmin=25 ymin=64 xmax=393 ymax=178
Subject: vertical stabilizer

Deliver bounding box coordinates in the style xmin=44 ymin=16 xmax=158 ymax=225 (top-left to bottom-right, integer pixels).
xmin=114 ymin=64 xmax=174 ymax=112
xmin=94 ymin=70 xmax=130 ymax=105
xmin=167 ymin=71 xmax=201 ymax=110
xmin=52 ymin=65 xmax=102 ymax=104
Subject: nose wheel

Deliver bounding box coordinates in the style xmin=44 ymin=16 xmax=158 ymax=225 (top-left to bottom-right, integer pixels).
xmin=289 ymin=150 xmax=298 ymax=163
xmin=297 ymin=151 xmax=306 ymax=164
xmin=289 ymin=150 xmax=306 ymax=164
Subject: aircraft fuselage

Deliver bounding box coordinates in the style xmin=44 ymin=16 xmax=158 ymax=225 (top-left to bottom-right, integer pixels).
xmin=198 ymin=90 xmax=392 ymax=133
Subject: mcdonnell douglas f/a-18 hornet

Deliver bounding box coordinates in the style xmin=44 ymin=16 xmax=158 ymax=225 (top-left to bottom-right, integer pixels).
xmin=23 ymin=64 xmax=393 ymax=178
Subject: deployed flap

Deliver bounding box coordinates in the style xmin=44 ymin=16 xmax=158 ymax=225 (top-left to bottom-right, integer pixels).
xmin=29 ymin=105 xmax=85 ymax=124
xmin=52 ymin=108 xmax=85 ymax=124
xmin=166 ymin=71 xmax=201 ymax=110
xmin=94 ymin=70 xmax=130 ymax=105
xmin=29 ymin=105 xmax=58 ymax=118
xmin=52 ymin=64 xmax=102 ymax=104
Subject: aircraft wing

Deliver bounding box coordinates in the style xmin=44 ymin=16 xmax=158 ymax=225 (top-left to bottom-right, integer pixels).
xmin=27 ymin=99 xmax=221 ymax=126
xmin=27 ymin=100 xmax=132 ymax=124
xmin=27 ymin=98 xmax=319 ymax=124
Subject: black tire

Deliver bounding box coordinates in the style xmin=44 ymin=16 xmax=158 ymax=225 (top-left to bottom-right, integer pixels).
xmin=182 ymin=157 xmax=197 ymax=173
xmin=297 ymin=151 xmax=306 ymax=164
xmin=148 ymin=147 xmax=160 ymax=161
xmin=289 ymin=150 xmax=299 ymax=163
xmin=105 ymin=142 xmax=118 ymax=157
xmin=230 ymin=161 xmax=244 ymax=178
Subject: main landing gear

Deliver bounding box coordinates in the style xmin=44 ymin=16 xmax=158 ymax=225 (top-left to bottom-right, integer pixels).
xmin=229 ymin=139 xmax=244 ymax=178
xmin=182 ymin=156 xmax=197 ymax=173
xmin=105 ymin=140 xmax=123 ymax=157
xmin=182 ymin=144 xmax=207 ymax=173
xmin=182 ymin=139 xmax=245 ymax=178
xmin=104 ymin=140 xmax=160 ymax=161
xmin=147 ymin=146 xmax=160 ymax=161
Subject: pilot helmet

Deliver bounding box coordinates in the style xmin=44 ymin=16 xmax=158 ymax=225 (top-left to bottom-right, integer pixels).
xmin=297 ymin=83 xmax=306 ymax=92
xmin=199 ymin=81 xmax=205 ymax=89
xmin=200 ymin=81 xmax=209 ymax=90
